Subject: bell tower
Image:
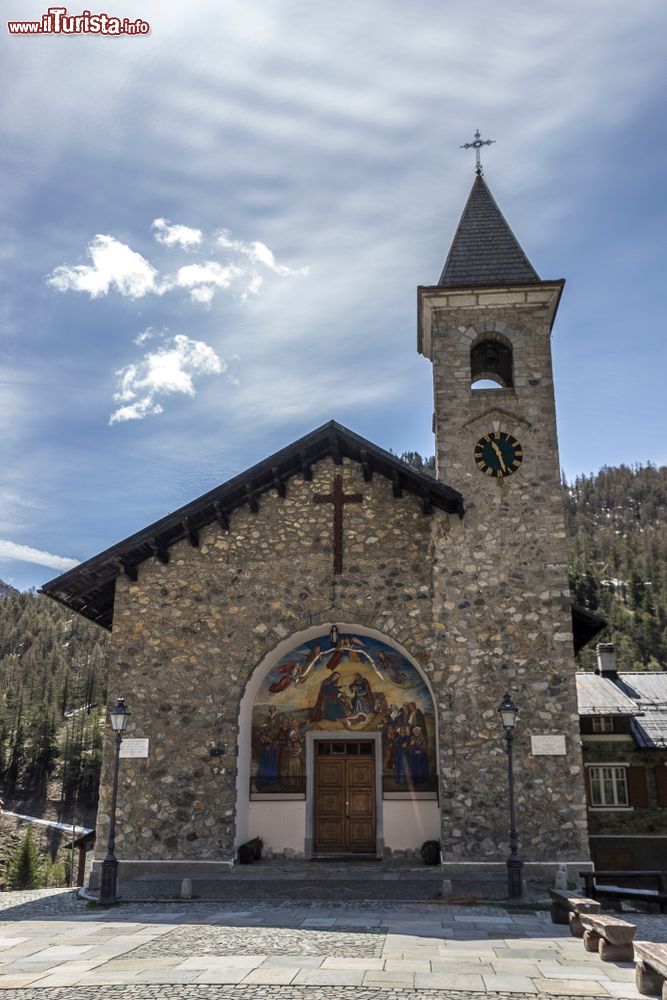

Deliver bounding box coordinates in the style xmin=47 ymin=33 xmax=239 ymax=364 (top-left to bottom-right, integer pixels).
xmin=419 ymin=156 xmax=591 ymax=878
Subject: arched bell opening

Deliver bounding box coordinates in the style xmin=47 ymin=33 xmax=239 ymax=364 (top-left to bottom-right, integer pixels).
xmin=235 ymin=624 xmax=440 ymax=859
xmin=470 ymin=334 xmax=514 ymax=390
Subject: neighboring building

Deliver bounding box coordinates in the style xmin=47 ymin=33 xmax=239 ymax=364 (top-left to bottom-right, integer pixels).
xmin=578 ymin=643 xmax=667 ymax=869
xmin=43 ymin=164 xmax=606 ymax=886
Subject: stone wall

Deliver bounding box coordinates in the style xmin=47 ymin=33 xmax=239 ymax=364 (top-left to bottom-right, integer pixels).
xmin=423 ymin=285 xmax=591 ymax=867
xmin=94 ymin=456 xmax=446 ymax=866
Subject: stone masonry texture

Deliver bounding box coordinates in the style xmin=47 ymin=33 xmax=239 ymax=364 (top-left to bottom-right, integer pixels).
xmin=425 ymin=285 xmax=590 ymax=865
xmin=93 ymin=282 xmax=591 ymax=874
xmin=95 ymin=457 xmax=446 ymax=864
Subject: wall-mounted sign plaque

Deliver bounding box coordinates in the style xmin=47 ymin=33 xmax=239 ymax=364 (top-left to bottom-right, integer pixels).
xmin=119 ymin=738 xmax=149 ymax=759
xmin=530 ymin=734 xmax=566 ymax=756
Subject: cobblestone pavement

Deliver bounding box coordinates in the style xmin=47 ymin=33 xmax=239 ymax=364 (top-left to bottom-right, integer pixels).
xmin=0 ymin=891 xmax=665 ymax=998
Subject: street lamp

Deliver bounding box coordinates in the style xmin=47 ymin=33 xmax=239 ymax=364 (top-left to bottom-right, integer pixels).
xmin=99 ymin=697 xmax=130 ymax=905
xmin=498 ymin=692 xmax=523 ymax=899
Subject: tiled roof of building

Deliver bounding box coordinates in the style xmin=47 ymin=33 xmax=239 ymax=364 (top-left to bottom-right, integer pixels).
xmin=576 ymin=673 xmax=637 ymax=715
xmin=616 ymin=673 xmax=667 ymax=749
xmin=577 ymin=671 xmax=667 ymax=749
xmin=439 ymin=174 xmax=541 ymax=288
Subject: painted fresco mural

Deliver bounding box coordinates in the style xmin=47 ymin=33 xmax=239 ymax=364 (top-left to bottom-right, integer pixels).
xmin=250 ymin=633 xmax=437 ymax=794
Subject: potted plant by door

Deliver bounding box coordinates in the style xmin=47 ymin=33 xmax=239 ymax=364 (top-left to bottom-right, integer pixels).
xmin=248 ymin=837 xmax=263 ymax=861
xmin=420 ymin=840 xmax=440 ymax=865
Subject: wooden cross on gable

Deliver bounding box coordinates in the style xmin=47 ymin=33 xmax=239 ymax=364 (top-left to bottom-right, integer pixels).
xmin=314 ymin=474 xmax=363 ymax=574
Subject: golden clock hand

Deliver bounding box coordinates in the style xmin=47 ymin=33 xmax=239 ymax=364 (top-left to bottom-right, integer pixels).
xmin=491 ymin=440 xmax=507 ymax=472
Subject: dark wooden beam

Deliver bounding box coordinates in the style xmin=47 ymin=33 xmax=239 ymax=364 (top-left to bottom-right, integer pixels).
xmin=150 ymin=537 xmax=170 ymax=564
xmin=114 ymin=559 xmax=138 ymax=582
xmin=422 ymin=491 xmax=433 ymax=516
xmin=272 ymin=466 xmax=286 ymax=498
xmin=360 ymin=448 xmax=373 ymax=482
xmin=183 ymin=517 xmax=199 ymax=548
xmin=391 ymin=469 xmax=402 ymax=498
xmin=300 ymin=450 xmax=313 ymax=481
xmin=245 ymin=485 xmax=259 ymax=514
xmin=213 ymin=501 xmax=229 ymax=531
xmin=329 ymin=429 xmax=342 ymax=465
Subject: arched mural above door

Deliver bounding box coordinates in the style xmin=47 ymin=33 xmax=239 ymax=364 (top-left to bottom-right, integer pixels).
xmin=251 ymin=632 xmax=437 ymax=794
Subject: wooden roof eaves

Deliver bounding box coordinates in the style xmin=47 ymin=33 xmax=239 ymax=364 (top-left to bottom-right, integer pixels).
xmin=40 ymin=420 xmax=464 ymax=630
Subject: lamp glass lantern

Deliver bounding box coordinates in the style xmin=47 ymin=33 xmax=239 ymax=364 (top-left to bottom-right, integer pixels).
xmin=109 ymin=697 xmax=130 ymax=733
xmin=329 ymin=624 xmax=340 ymax=647
xmin=498 ymin=692 xmax=518 ymax=730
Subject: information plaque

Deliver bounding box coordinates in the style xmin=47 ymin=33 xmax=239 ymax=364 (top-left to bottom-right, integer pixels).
xmin=530 ymin=734 xmax=566 ymax=756
xmin=119 ymin=738 xmax=149 ymax=759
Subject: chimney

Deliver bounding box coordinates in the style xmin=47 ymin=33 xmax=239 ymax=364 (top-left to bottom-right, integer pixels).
xmin=596 ymin=642 xmax=617 ymax=676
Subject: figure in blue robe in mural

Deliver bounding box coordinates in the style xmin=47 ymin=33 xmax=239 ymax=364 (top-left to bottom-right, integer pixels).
xmin=256 ymin=726 xmax=278 ymax=787
xmin=349 ymin=673 xmax=374 ymax=714
xmin=310 ymin=671 xmax=350 ymax=722
xmin=393 ymin=725 xmax=411 ymax=785
xmin=409 ymin=726 xmax=429 ymax=785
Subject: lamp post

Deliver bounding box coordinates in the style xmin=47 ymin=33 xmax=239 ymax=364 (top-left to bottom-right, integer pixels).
xmin=99 ymin=697 xmax=130 ymax=906
xmin=498 ymin=692 xmax=523 ymax=899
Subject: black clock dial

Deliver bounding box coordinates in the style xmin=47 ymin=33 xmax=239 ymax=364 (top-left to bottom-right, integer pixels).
xmin=474 ymin=431 xmax=523 ymax=478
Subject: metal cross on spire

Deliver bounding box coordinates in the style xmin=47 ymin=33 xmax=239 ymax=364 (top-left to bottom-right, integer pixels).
xmin=460 ymin=129 xmax=495 ymax=175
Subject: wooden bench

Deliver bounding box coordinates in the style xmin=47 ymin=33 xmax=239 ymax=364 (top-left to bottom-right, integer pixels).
xmin=549 ymin=889 xmax=601 ymax=936
xmin=634 ymin=941 xmax=667 ymax=998
xmin=580 ymin=871 xmax=667 ymax=913
xmin=579 ymin=912 xmax=636 ymax=962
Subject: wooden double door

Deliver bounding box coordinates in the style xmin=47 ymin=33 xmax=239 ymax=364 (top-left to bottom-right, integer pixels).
xmin=314 ymin=740 xmax=376 ymax=854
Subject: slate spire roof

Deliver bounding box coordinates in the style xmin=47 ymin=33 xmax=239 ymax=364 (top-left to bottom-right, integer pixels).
xmin=439 ymin=173 xmax=541 ymax=288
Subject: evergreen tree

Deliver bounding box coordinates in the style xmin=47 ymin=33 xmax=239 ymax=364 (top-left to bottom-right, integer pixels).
xmin=4 ymin=830 xmax=44 ymax=890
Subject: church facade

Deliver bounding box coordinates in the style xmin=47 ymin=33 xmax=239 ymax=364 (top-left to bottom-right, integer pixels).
xmin=44 ymin=170 xmax=602 ymax=882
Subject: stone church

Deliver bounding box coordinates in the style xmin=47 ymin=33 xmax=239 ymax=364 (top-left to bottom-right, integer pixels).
xmin=44 ymin=166 xmax=604 ymax=884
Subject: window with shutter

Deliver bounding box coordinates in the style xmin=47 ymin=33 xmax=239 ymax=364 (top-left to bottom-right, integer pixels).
xmin=588 ymin=766 xmax=629 ymax=807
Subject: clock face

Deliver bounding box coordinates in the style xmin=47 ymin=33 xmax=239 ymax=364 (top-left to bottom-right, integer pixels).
xmin=474 ymin=431 xmax=523 ymax=478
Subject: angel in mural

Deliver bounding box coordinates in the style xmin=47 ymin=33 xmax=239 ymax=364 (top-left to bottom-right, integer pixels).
xmin=268 ymin=645 xmax=322 ymax=694
xmin=323 ymin=635 xmax=365 ymax=673
xmin=310 ymin=671 xmax=351 ymax=722
xmin=376 ymin=649 xmax=407 ymax=685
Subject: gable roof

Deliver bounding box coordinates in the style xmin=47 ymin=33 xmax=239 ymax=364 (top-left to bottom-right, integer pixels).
xmin=41 ymin=420 xmax=464 ymax=630
xmin=439 ymin=174 xmax=541 ymax=288
xmin=576 ymin=671 xmax=667 ymax=749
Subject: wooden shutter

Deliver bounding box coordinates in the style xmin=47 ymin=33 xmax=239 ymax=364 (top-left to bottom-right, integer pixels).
xmin=627 ymin=766 xmax=648 ymax=808
xmin=655 ymin=766 xmax=667 ymax=808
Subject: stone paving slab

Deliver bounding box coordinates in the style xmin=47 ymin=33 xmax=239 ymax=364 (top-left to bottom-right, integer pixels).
xmin=0 ymin=892 xmax=666 ymax=999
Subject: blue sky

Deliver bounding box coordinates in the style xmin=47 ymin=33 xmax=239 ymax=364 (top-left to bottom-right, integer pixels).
xmin=1 ymin=0 xmax=666 ymax=592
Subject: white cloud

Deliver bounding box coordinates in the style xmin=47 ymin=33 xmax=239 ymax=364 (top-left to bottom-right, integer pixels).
xmin=109 ymin=333 xmax=227 ymax=424
xmin=0 ymin=538 xmax=79 ymax=572
xmin=174 ymin=261 xmax=243 ymax=303
xmin=134 ymin=326 xmax=157 ymax=345
xmin=47 ymin=235 xmax=161 ymax=299
xmin=152 ymin=217 xmax=202 ymax=249
xmin=48 ymin=225 xmax=308 ymax=307
xmin=217 ymin=230 xmax=309 ymax=278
